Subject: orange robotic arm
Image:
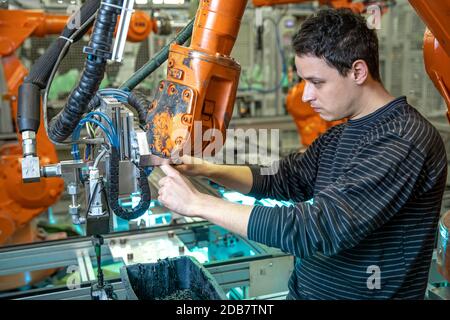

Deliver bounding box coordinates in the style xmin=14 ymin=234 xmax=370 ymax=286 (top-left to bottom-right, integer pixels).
xmin=409 ymin=0 xmax=450 ymax=122
xmin=409 ymin=0 xmax=450 ymax=284
xmin=0 ymin=10 xmax=66 ymax=246
xmin=145 ymin=0 xmax=368 ymax=156
xmin=146 ymin=0 xmax=248 ymax=158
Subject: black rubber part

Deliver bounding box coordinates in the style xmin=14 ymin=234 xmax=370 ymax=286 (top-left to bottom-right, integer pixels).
xmin=108 ymin=147 xmax=151 ymax=220
xmin=127 ymin=90 xmax=150 ymax=127
xmin=85 ymin=90 xmax=149 ymax=127
xmin=17 ymin=83 xmax=41 ymax=132
xmin=87 ymin=94 xmax=102 ymax=112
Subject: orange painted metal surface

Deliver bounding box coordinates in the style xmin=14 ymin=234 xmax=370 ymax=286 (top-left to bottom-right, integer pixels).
xmin=147 ymin=0 xmax=248 ymax=157
xmin=0 ymin=55 xmax=64 ymax=245
xmin=190 ymin=0 xmax=248 ymax=55
xmin=408 ymin=0 xmax=450 ymax=56
xmin=423 ymin=30 xmax=450 ymax=122
xmin=409 ymin=0 xmax=450 ymax=122
xmin=0 ymin=10 xmax=68 ymax=56
xmin=126 ymin=10 xmax=155 ymax=42
xmin=286 ymin=81 xmax=344 ymax=146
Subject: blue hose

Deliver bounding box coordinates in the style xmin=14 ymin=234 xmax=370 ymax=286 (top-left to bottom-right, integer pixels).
xmin=71 ymin=113 xmax=119 ymax=160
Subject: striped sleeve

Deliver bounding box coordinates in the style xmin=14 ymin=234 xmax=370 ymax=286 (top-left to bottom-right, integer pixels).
xmin=247 ymin=132 xmax=426 ymax=258
xmin=247 ymin=131 xmax=327 ymax=202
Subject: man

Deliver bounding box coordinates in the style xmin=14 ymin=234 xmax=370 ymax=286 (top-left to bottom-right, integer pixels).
xmin=157 ymin=8 xmax=447 ymax=299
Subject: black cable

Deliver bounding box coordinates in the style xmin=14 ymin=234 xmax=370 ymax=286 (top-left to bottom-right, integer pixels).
xmin=18 ymin=0 xmax=101 ymax=134
xmin=127 ymin=90 xmax=150 ymax=128
xmin=48 ymin=0 xmax=123 ymax=142
xmin=100 ymin=180 xmax=112 ymax=216
xmin=107 ymin=147 xmax=151 ymax=220
xmin=85 ymin=89 xmax=149 ymax=129
xmin=26 ymin=0 xmax=101 ymax=89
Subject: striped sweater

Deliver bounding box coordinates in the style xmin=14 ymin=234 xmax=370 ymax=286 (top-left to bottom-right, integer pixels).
xmin=247 ymin=97 xmax=448 ymax=299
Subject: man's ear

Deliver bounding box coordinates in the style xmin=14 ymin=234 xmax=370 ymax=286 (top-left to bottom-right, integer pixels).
xmin=351 ymin=60 xmax=369 ymax=85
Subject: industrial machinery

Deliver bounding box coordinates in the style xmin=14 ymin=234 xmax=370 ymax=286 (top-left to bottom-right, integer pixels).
xmin=0 ymin=217 xmax=294 ymax=300
xmin=15 ymin=0 xmax=248 ymax=245
xmin=1 ymin=0 xmax=448 ymax=299
xmin=3 ymin=0 xmax=256 ymax=298
xmin=0 ymin=3 xmax=169 ymax=291
xmin=410 ymin=0 xmax=450 ymax=122
xmin=0 ymin=5 xmax=159 ymax=244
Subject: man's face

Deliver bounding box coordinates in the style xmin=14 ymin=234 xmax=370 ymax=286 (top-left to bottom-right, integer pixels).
xmin=295 ymin=54 xmax=358 ymax=121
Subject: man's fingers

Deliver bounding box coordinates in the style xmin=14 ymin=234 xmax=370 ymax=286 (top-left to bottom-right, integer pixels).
xmin=158 ymin=176 xmax=172 ymax=187
xmin=160 ymin=164 xmax=179 ymax=177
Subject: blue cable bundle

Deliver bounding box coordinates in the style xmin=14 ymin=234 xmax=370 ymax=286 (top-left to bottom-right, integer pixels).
xmin=71 ymin=111 xmax=119 ymax=160
xmin=97 ymin=88 xmax=130 ymax=103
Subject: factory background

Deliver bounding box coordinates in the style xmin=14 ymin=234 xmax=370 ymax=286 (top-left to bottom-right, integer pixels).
xmin=0 ymin=0 xmax=448 ymax=300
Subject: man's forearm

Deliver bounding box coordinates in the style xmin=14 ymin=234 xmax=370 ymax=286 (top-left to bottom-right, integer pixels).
xmin=207 ymin=164 xmax=254 ymax=195
xmin=192 ymin=194 xmax=254 ymax=238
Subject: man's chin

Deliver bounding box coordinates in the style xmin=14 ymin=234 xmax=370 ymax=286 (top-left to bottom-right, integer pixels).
xmin=320 ymin=113 xmax=344 ymax=122
xmin=319 ymin=114 xmax=334 ymax=122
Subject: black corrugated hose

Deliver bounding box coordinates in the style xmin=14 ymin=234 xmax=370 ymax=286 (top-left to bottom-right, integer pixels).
xmin=86 ymin=90 xmax=149 ymax=128
xmin=17 ymin=0 xmax=101 ymax=133
xmin=127 ymin=90 xmax=150 ymax=127
xmin=108 ymin=148 xmax=151 ymax=220
xmin=47 ymin=0 xmax=122 ymax=142
xmin=26 ymin=0 xmax=101 ymax=89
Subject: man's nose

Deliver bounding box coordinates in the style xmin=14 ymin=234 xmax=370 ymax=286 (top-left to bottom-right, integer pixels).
xmin=302 ymin=82 xmax=315 ymax=103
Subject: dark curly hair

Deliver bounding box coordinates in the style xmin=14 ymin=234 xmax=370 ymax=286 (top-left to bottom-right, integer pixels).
xmin=293 ymin=8 xmax=381 ymax=82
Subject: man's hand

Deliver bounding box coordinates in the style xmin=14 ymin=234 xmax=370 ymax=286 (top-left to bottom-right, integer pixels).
xmin=158 ymin=164 xmax=207 ymax=217
xmin=173 ymin=155 xmax=214 ymax=177
xmin=158 ymin=163 xmax=253 ymax=238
